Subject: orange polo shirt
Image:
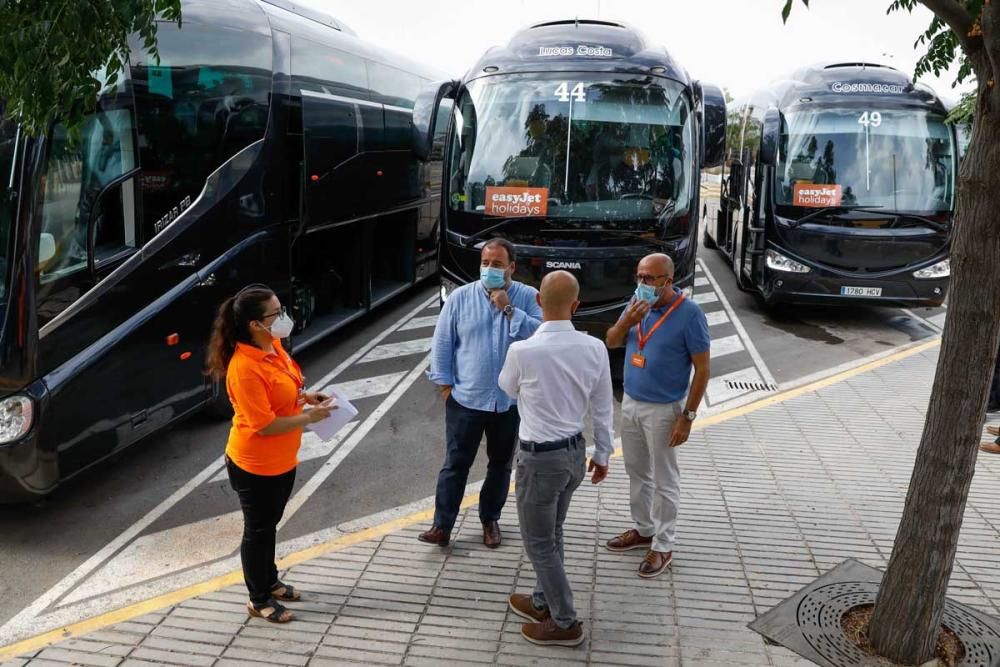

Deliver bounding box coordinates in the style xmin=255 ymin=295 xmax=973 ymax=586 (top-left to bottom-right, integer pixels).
xmin=225 ymin=339 xmax=305 ymax=476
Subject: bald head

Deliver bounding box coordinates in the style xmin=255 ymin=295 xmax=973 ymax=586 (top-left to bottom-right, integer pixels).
xmin=637 ymin=253 xmax=675 ymax=278
xmin=636 ymin=253 xmax=676 ymax=307
xmin=538 ymin=271 xmax=580 ymax=321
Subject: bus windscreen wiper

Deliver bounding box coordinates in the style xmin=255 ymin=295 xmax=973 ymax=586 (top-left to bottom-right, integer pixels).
xmin=787 ymin=205 xmax=885 ymax=228
xmin=461 ymin=218 xmax=525 ymax=247
xmin=538 ymin=226 xmax=676 ymax=250
xmin=888 ymin=213 xmax=950 ymax=233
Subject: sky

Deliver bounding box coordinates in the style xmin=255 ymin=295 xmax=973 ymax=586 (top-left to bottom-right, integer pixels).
xmin=296 ymin=0 xmax=973 ymax=105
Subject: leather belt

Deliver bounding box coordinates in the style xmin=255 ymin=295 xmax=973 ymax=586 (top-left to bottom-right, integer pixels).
xmin=520 ymin=432 xmax=584 ymax=453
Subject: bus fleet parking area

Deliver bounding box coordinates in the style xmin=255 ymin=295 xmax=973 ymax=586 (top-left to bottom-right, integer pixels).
xmin=0 ymin=250 xmax=945 ymax=647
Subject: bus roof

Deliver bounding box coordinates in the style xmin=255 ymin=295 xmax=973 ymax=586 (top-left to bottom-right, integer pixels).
xmin=751 ymin=62 xmax=948 ymax=114
xmin=258 ymin=0 xmax=356 ymax=36
xmin=464 ymin=19 xmax=692 ymax=86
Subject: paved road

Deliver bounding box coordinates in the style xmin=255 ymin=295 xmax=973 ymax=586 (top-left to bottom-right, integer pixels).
xmin=0 ymin=240 xmax=946 ymax=647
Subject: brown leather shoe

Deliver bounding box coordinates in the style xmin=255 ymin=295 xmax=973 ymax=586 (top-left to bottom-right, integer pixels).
xmin=987 ymin=426 xmax=1000 ymax=437
xmin=638 ymin=550 xmax=673 ymax=578
xmin=509 ymin=594 xmax=550 ymax=623
xmin=980 ymin=441 xmax=1000 ymax=455
xmin=483 ymin=520 xmax=501 ymax=549
xmin=606 ymin=528 xmax=652 ymax=552
xmin=417 ymin=526 xmax=450 ymax=546
xmin=520 ymin=618 xmax=585 ymax=646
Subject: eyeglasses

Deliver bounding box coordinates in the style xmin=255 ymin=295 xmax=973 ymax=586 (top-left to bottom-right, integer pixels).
xmin=635 ymin=274 xmax=673 ymax=285
xmin=261 ymin=306 xmax=286 ymax=321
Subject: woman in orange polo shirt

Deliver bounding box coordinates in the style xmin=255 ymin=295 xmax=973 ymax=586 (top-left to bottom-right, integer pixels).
xmin=206 ymin=284 xmax=334 ymax=624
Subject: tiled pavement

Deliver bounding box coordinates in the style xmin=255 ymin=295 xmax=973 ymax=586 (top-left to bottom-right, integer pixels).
xmin=6 ymin=346 xmax=1000 ymax=667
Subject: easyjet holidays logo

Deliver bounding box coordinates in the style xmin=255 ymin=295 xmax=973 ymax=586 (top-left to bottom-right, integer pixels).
xmin=793 ymin=183 xmax=842 ymax=207
xmin=484 ymin=186 xmax=549 ymax=217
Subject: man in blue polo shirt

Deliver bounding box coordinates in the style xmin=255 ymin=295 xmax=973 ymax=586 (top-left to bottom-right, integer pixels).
xmin=605 ymin=253 xmax=711 ymax=578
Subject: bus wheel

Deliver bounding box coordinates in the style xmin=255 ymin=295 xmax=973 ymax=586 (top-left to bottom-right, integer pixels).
xmin=203 ymin=381 xmax=234 ymax=420
xmin=702 ymin=228 xmax=718 ymax=250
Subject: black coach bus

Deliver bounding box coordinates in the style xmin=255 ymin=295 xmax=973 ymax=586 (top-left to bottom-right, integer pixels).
xmin=411 ymin=19 xmax=726 ymax=336
xmin=0 ymin=0 xmax=447 ymax=501
xmin=704 ymin=63 xmax=956 ymax=306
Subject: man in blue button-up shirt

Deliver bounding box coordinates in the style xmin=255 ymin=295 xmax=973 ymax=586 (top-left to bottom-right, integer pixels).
xmin=419 ymin=238 xmax=542 ymax=549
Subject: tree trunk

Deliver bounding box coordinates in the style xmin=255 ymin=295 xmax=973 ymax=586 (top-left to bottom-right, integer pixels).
xmin=867 ymin=54 xmax=1000 ymax=662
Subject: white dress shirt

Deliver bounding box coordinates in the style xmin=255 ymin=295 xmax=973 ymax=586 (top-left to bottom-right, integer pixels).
xmin=498 ymin=320 xmax=615 ymax=466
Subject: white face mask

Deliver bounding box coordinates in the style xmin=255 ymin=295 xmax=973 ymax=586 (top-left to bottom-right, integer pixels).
xmin=267 ymin=312 xmax=295 ymax=339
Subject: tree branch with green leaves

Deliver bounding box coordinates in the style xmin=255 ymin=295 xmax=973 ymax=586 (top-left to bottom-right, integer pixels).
xmin=0 ymin=0 xmax=182 ymax=137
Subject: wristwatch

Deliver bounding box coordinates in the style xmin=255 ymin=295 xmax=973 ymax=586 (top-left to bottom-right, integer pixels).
xmin=682 ymin=409 xmax=697 ymax=422
xmin=502 ymin=304 xmax=514 ymax=318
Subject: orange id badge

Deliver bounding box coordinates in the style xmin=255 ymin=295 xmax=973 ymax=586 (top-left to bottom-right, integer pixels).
xmin=630 ymin=353 xmax=646 ymax=369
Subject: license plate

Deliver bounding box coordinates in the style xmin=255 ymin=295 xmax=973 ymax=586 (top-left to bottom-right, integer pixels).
xmin=840 ymin=286 xmax=882 ymax=297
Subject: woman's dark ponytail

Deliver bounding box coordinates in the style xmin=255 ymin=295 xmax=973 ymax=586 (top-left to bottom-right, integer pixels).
xmin=205 ymin=285 xmax=275 ymax=381
xmin=206 ymin=297 xmax=239 ymax=381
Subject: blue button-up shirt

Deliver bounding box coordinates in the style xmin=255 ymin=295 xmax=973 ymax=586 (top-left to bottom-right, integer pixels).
xmin=427 ymin=280 xmax=543 ymax=412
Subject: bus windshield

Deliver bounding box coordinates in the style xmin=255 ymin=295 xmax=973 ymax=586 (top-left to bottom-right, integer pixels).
xmin=776 ymin=108 xmax=955 ymax=214
xmin=448 ymin=73 xmax=693 ymax=226
xmin=0 ymin=117 xmax=18 ymax=302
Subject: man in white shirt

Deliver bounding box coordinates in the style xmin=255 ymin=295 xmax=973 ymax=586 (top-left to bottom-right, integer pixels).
xmin=498 ymin=271 xmax=614 ymax=647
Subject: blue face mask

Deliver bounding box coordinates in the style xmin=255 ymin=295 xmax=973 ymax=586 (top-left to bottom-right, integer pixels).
xmin=634 ymin=282 xmax=660 ymax=305
xmin=481 ymin=266 xmax=507 ymax=290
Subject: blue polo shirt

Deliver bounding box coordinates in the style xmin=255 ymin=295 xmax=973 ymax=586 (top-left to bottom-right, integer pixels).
xmin=622 ymin=289 xmax=711 ymax=404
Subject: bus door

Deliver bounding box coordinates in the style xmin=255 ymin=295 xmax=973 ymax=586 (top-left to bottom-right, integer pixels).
xmin=733 ymin=108 xmax=766 ymax=290
xmin=296 ymin=89 xmax=380 ymax=327
xmin=34 ymin=84 xmax=154 ymax=476
xmin=743 ymin=154 xmax=768 ymax=286
xmin=727 ymin=144 xmax=753 ymax=289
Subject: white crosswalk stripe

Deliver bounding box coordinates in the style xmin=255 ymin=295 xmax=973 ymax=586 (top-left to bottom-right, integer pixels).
xmin=693 ymin=292 xmax=719 ymax=305
xmin=710 ymin=334 xmax=745 ymax=359
xmin=359 ymin=338 xmax=433 ymax=363
xmin=330 ymin=371 xmax=409 ymax=401
xmin=398 ymin=315 xmax=440 ymax=332
xmin=706 ymin=310 xmax=729 ymax=327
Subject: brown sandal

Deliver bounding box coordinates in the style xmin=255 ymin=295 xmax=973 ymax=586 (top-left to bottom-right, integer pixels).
xmin=270 ymin=581 xmax=300 ymax=602
xmin=247 ymin=599 xmax=293 ymax=623
xmin=987 ymin=426 xmax=999 ymax=437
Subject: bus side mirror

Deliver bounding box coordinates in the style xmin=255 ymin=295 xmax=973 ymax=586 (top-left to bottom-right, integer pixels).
xmin=413 ymin=79 xmax=458 ymax=162
xmin=696 ymin=82 xmax=727 ymax=168
xmin=38 ymin=233 xmax=56 ymax=265
xmin=760 ymin=108 xmax=781 ymax=166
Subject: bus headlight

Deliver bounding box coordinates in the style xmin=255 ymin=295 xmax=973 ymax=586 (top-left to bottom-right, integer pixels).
xmin=440 ymin=277 xmax=459 ymax=303
xmin=0 ymin=396 xmax=33 ymax=444
xmin=913 ymin=259 xmax=950 ymax=279
xmin=766 ymin=250 xmax=811 ymax=274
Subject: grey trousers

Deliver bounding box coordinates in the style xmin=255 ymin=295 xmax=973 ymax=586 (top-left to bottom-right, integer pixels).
xmin=515 ymin=439 xmax=587 ymax=629
xmin=620 ymin=395 xmax=683 ymax=553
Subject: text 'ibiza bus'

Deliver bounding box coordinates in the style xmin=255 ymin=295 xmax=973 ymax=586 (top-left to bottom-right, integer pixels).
xmin=412 ymin=19 xmax=726 ymax=337
xmin=0 ymin=0 xmax=444 ymax=502
xmin=704 ymin=63 xmax=955 ymax=307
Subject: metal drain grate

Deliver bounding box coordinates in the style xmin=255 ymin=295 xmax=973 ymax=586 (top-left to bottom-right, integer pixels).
xmin=750 ymin=559 xmax=1000 ymax=667
xmin=725 ymin=380 xmax=778 ymax=392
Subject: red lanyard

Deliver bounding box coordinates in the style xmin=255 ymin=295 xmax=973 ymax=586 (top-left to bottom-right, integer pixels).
xmin=269 ymin=349 xmax=304 ymax=392
xmin=636 ymin=294 xmax=686 ymax=352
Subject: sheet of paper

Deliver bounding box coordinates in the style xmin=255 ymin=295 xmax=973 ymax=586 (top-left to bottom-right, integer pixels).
xmin=304 ymin=385 xmax=359 ymax=442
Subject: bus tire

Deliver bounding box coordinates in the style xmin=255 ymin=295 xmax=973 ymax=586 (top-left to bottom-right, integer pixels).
xmin=204 ymin=381 xmax=234 ymax=421
xmin=702 ymin=227 xmax=718 ymax=250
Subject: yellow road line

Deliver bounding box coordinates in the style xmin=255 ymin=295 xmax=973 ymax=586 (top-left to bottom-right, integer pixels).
xmin=0 ymin=336 xmax=940 ymax=661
